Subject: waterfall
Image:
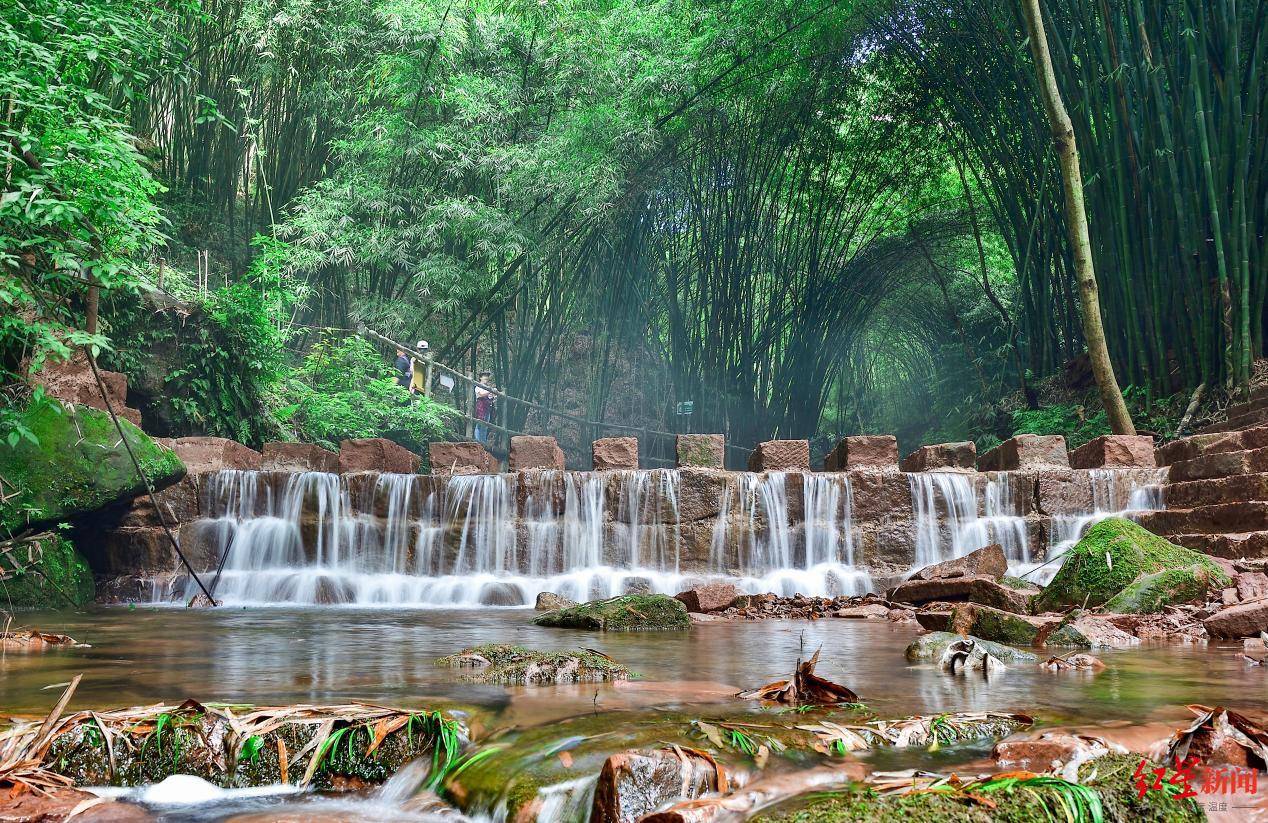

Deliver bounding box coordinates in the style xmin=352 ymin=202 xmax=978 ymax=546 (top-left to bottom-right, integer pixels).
xmin=908 ymin=472 xmax=978 ymax=567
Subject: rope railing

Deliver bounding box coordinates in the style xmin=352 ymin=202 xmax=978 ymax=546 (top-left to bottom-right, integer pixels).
xmin=359 ymin=328 xmax=753 ymax=468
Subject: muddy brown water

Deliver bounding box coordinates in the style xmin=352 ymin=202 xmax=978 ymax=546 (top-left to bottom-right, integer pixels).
xmin=2 ymin=607 xmax=1267 ymax=820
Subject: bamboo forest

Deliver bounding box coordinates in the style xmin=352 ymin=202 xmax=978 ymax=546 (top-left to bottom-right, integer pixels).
xmin=2 ymin=0 xmax=1268 ymax=820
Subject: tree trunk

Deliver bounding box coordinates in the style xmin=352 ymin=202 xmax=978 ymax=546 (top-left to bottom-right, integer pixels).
xmin=1019 ymin=0 xmax=1135 ymax=435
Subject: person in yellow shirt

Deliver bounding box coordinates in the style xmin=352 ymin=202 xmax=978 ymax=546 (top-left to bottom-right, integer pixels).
xmin=410 ymin=340 xmax=429 ymax=395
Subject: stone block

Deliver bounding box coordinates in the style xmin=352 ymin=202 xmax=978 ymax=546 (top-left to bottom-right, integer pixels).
xmin=676 ymin=434 xmax=724 ymax=468
xmin=1205 ymin=598 xmax=1268 ymax=639
xmin=593 ymin=437 xmax=639 ymax=471
xmin=1169 ymin=446 xmax=1268 ymax=482
xmin=427 ymin=441 xmax=497 ymax=475
xmin=261 ymin=442 xmax=340 ymax=473
xmin=339 ymin=438 xmax=421 ymax=474
xmin=824 ymin=435 xmax=898 ymax=471
xmin=509 ymin=435 xmax=565 ymax=471
xmin=912 ymin=543 xmax=1008 ymax=581
xmin=978 ymin=434 xmax=1069 ymax=471
xmin=747 ymin=439 xmax=810 ymax=471
xmin=166 ymin=437 xmax=262 ymax=474
xmin=1068 ymin=435 xmax=1156 ymax=469
xmin=900 ymin=441 xmax=976 ymax=472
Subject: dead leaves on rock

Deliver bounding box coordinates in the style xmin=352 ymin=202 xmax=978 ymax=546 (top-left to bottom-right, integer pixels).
xmin=1042 ymin=653 xmax=1105 ymax=673
xmin=736 ymin=649 xmax=858 ymax=707
xmin=691 ymin=721 xmax=785 ymax=769
xmin=1168 ymin=705 xmax=1268 ymax=770
xmin=0 ymin=630 xmax=85 ymax=652
xmin=798 ymin=712 xmax=1034 ymax=755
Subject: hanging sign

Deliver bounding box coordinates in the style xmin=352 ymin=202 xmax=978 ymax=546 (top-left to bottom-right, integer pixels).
xmin=438 ymin=374 xmax=455 ymax=391
xmin=676 ymin=400 xmax=695 ymax=415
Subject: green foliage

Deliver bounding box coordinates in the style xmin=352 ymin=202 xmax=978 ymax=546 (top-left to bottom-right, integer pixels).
xmin=277 ymin=335 xmax=454 ymax=452
xmin=1011 ymin=388 xmax=1190 ymax=448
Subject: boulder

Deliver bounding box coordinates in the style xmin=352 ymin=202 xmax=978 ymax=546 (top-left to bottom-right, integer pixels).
xmin=1068 ymin=435 xmax=1156 ymax=469
xmin=532 ymin=594 xmax=691 ymax=631
xmin=900 ymin=442 xmax=976 ymax=472
xmin=978 ymin=434 xmax=1070 ymax=471
xmin=592 ymin=748 xmax=718 ymax=823
xmin=427 ymin=441 xmax=496 ymax=475
xmin=0 ymin=399 xmax=185 ymax=536
xmin=535 ymin=591 xmax=577 ymax=611
xmin=966 ymin=578 xmax=1040 ymax=614
xmin=510 ymin=435 xmax=565 ymax=471
xmin=340 ymin=438 xmax=421 ymax=474
xmin=674 ymin=581 xmax=742 ymax=613
xmin=912 ymin=543 xmax=1008 ymax=581
xmin=1044 ymin=615 xmax=1140 ymax=649
xmin=905 ymin=631 xmax=1040 ymax=663
xmin=676 ymin=434 xmax=725 ymax=469
xmin=0 ymin=534 xmax=95 ymax=608
xmin=823 ymin=435 xmax=897 ymax=471
xmin=1205 ymin=598 xmax=1268 ymax=639
xmin=163 ymin=436 xmax=261 ymax=474
xmin=993 ymin=733 xmax=1125 ymax=772
xmin=260 ymin=442 xmax=339 ymax=473
xmin=1236 ymin=572 xmax=1268 ymax=602
xmin=950 ymin=603 xmax=1050 ymax=645
xmin=35 ymin=350 xmax=143 ymax=426
xmin=1102 ymin=566 xmax=1218 ymax=614
xmin=888 ymin=576 xmax=981 ymax=605
xmin=747 ymin=440 xmax=810 ymax=472
xmin=593 ymin=437 xmax=639 ymax=471
xmin=1034 ymin=517 xmax=1230 ymax=611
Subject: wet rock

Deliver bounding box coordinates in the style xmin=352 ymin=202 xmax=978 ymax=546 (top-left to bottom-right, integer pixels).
xmin=428 ymin=441 xmax=496 ymax=475
xmin=911 ymin=543 xmax=1008 ymax=581
xmin=261 ymin=442 xmax=340 ymax=473
xmin=747 ymin=440 xmax=810 ymax=472
xmin=887 ymin=576 xmax=980 ymax=605
xmin=966 ymin=577 xmax=1039 ymax=614
xmin=675 ymin=582 xmax=742 ymax=613
xmin=676 ymin=469 xmax=728 ymax=522
xmin=533 ymin=594 xmax=691 ymax=631
xmin=1035 ymin=517 xmax=1230 ymax=611
xmin=914 ymin=608 xmax=952 ymax=631
xmin=823 ymin=435 xmax=897 ymax=471
xmin=0 ymin=399 xmax=185 ymax=537
xmin=509 ymin=435 xmax=566 ymax=471
xmin=437 ymin=644 xmax=630 ymax=684
xmin=340 ymin=438 xmax=421 ymax=474
xmin=0 ymin=787 xmax=153 ymax=821
xmin=1102 ymin=566 xmax=1217 ymax=614
xmin=592 ymin=748 xmax=719 ymax=823
xmin=951 ymin=603 xmax=1049 ymax=645
xmin=312 ymin=574 xmax=356 ymax=605
xmin=593 ymin=437 xmax=639 ymax=471
xmin=1068 ymin=434 xmax=1156 ymax=468
xmin=1205 ymin=598 xmax=1268 ymax=639
xmin=993 ymin=732 xmax=1126 ymax=772
xmin=1044 ymin=615 xmax=1139 ymax=649
xmin=899 ymin=441 xmax=976 ymax=472
xmin=96 ymin=525 xmax=183 ymax=575
xmin=1237 ymin=572 xmax=1268 ymax=602
xmin=977 ymin=433 xmax=1069 ymax=471
xmin=535 ymin=591 xmax=577 ymax=611
xmin=676 ymin=434 xmax=725 ymax=468
xmin=478 ymin=581 xmax=525 ymax=606
xmin=905 ymin=631 xmax=1040 ymax=663
xmin=834 ymin=603 xmax=890 ymax=619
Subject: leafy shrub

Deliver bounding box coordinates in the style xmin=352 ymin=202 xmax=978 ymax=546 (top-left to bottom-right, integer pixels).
xmin=276 ymin=335 xmax=455 ymax=451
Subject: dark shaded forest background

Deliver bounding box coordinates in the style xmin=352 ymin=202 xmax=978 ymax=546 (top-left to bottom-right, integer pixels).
xmin=2 ymin=0 xmax=1265 ymax=461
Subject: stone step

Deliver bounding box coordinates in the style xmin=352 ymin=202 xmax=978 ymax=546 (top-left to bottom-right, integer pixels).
xmin=1166 ymin=445 xmax=1268 ymax=482
xmin=1137 ymin=501 xmax=1268 ymax=536
xmin=1156 ymin=428 xmax=1268 ymax=466
xmin=1199 ymin=406 xmax=1268 ymax=434
xmin=1170 ymin=531 xmax=1268 ymax=560
xmin=1164 ymin=473 xmax=1268 ymax=508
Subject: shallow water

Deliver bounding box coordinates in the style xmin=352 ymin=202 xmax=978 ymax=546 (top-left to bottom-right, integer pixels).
xmin=2 ymin=606 xmax=1264 ymax=733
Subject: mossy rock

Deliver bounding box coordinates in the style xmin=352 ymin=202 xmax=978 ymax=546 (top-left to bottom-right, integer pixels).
xmin=962 ymin=605 xmax=1044 ymax=646
xmin=435 ymin=644 xmax=632 ymax=684
xmin=532 ymin=594 xmax=691 ymax=631
xmin=749 ymin=754 xmax=1203 ymax=823
xmin=0 ymin=534 xmax=94 ymax=608
xmin=1103 ymin=566 xmax=1216 ymax=614
xmin=0 ymin=398 xmax=185 ymax=536
xmin=904 ymin=632 xmax=1039 ymax=664
xmin=1035 ymin=518 xmax=1229 ymax=612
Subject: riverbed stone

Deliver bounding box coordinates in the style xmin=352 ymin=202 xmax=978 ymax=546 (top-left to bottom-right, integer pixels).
xmin=1236 ymin=571 xmax=1268 ymax=601
xmin=437 ymin=644 xmax=630 ymax=684
xmin=1204 ymin=598 xmax=1268 ymax=639
xmin=674 ymin=581 xmax=742 ymax=613
xmin=951 ymin=603 xmax=1049 ymax=645
xmin=1044 ymin=615 xmax=1139 ymax=649
xmin=1034 ymin=517 xmax=1230 ymax=611
xmin=676 ymin=434 xmax=725 ymax=468
xmin=900 ymin=441 xmax=976 ymax=472
xmin=993 ymin=733 xmax=1126 ymax=772
xmin=824 ymin=435 xmax=897 ymax=471
xmin=1069 ymin=435 xmax=1157 ymax=469
xmin=533 ymin=594 xmax=691 ymax=631
xmin=427 ymin=441 xmax=496 ymax=474
xmin=888 ymin=576 xmax=981 ymax=605
xmin=510 ymin=435 xmax=565 ymax=471
xmin=748 ymin=440 xmax=810 ymax=472
xmin=967 ymin=578 xmax=1040 ymax=614
xmin=905 ymin=631 xmax=1040 ymax=663
xmin=593 ymin=748 xmax=718 ymax=823
xmin=593 ymin=437 xmax=639 ymax=471
xmin=978 ymin=434 xmax=1070 ymax=471
xmin=912 ymin=543 xmax=1008 ymax=581
xmin=0 ymin=399 xmax=185 ymax=537
xmin=261 ymin=442 xmax=340 ymax=473
xmin=535 ymin=591 xmax=577 ymax=611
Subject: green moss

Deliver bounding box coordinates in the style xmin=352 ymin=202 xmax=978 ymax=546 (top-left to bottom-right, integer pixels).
xmin=435 ymin=644 xmax=632 ymax=684
xmin=0 ymin=534 xmax=95 ymax=608
xmin=532 ymin=594 xmax=691 ymax=631
xmin=999 ymin=576 xmax=1034 ymax=590
xmin=1103 ymin=566 xmax=1215 ymax=614
xmin=1035 ymin=518 xmax=1229 ymax=612
xmin=905 ymin=632 xmax=1040 ymax=663
xmin=0 ymin=398 xmax=185 ymax=536
xmin=967 ymin=607 xmax=1041 ymax=645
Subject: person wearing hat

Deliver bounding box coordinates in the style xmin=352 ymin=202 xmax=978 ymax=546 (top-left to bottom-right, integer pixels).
xmin=393 ymin=348 xmax=412 ymax=389
xmin=410 ymin=340 xmax=430 ymax=395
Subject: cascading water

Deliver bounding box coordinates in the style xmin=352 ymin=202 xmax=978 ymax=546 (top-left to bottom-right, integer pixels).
xmin=908 ymin=471 xmax=1030 ymax=566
